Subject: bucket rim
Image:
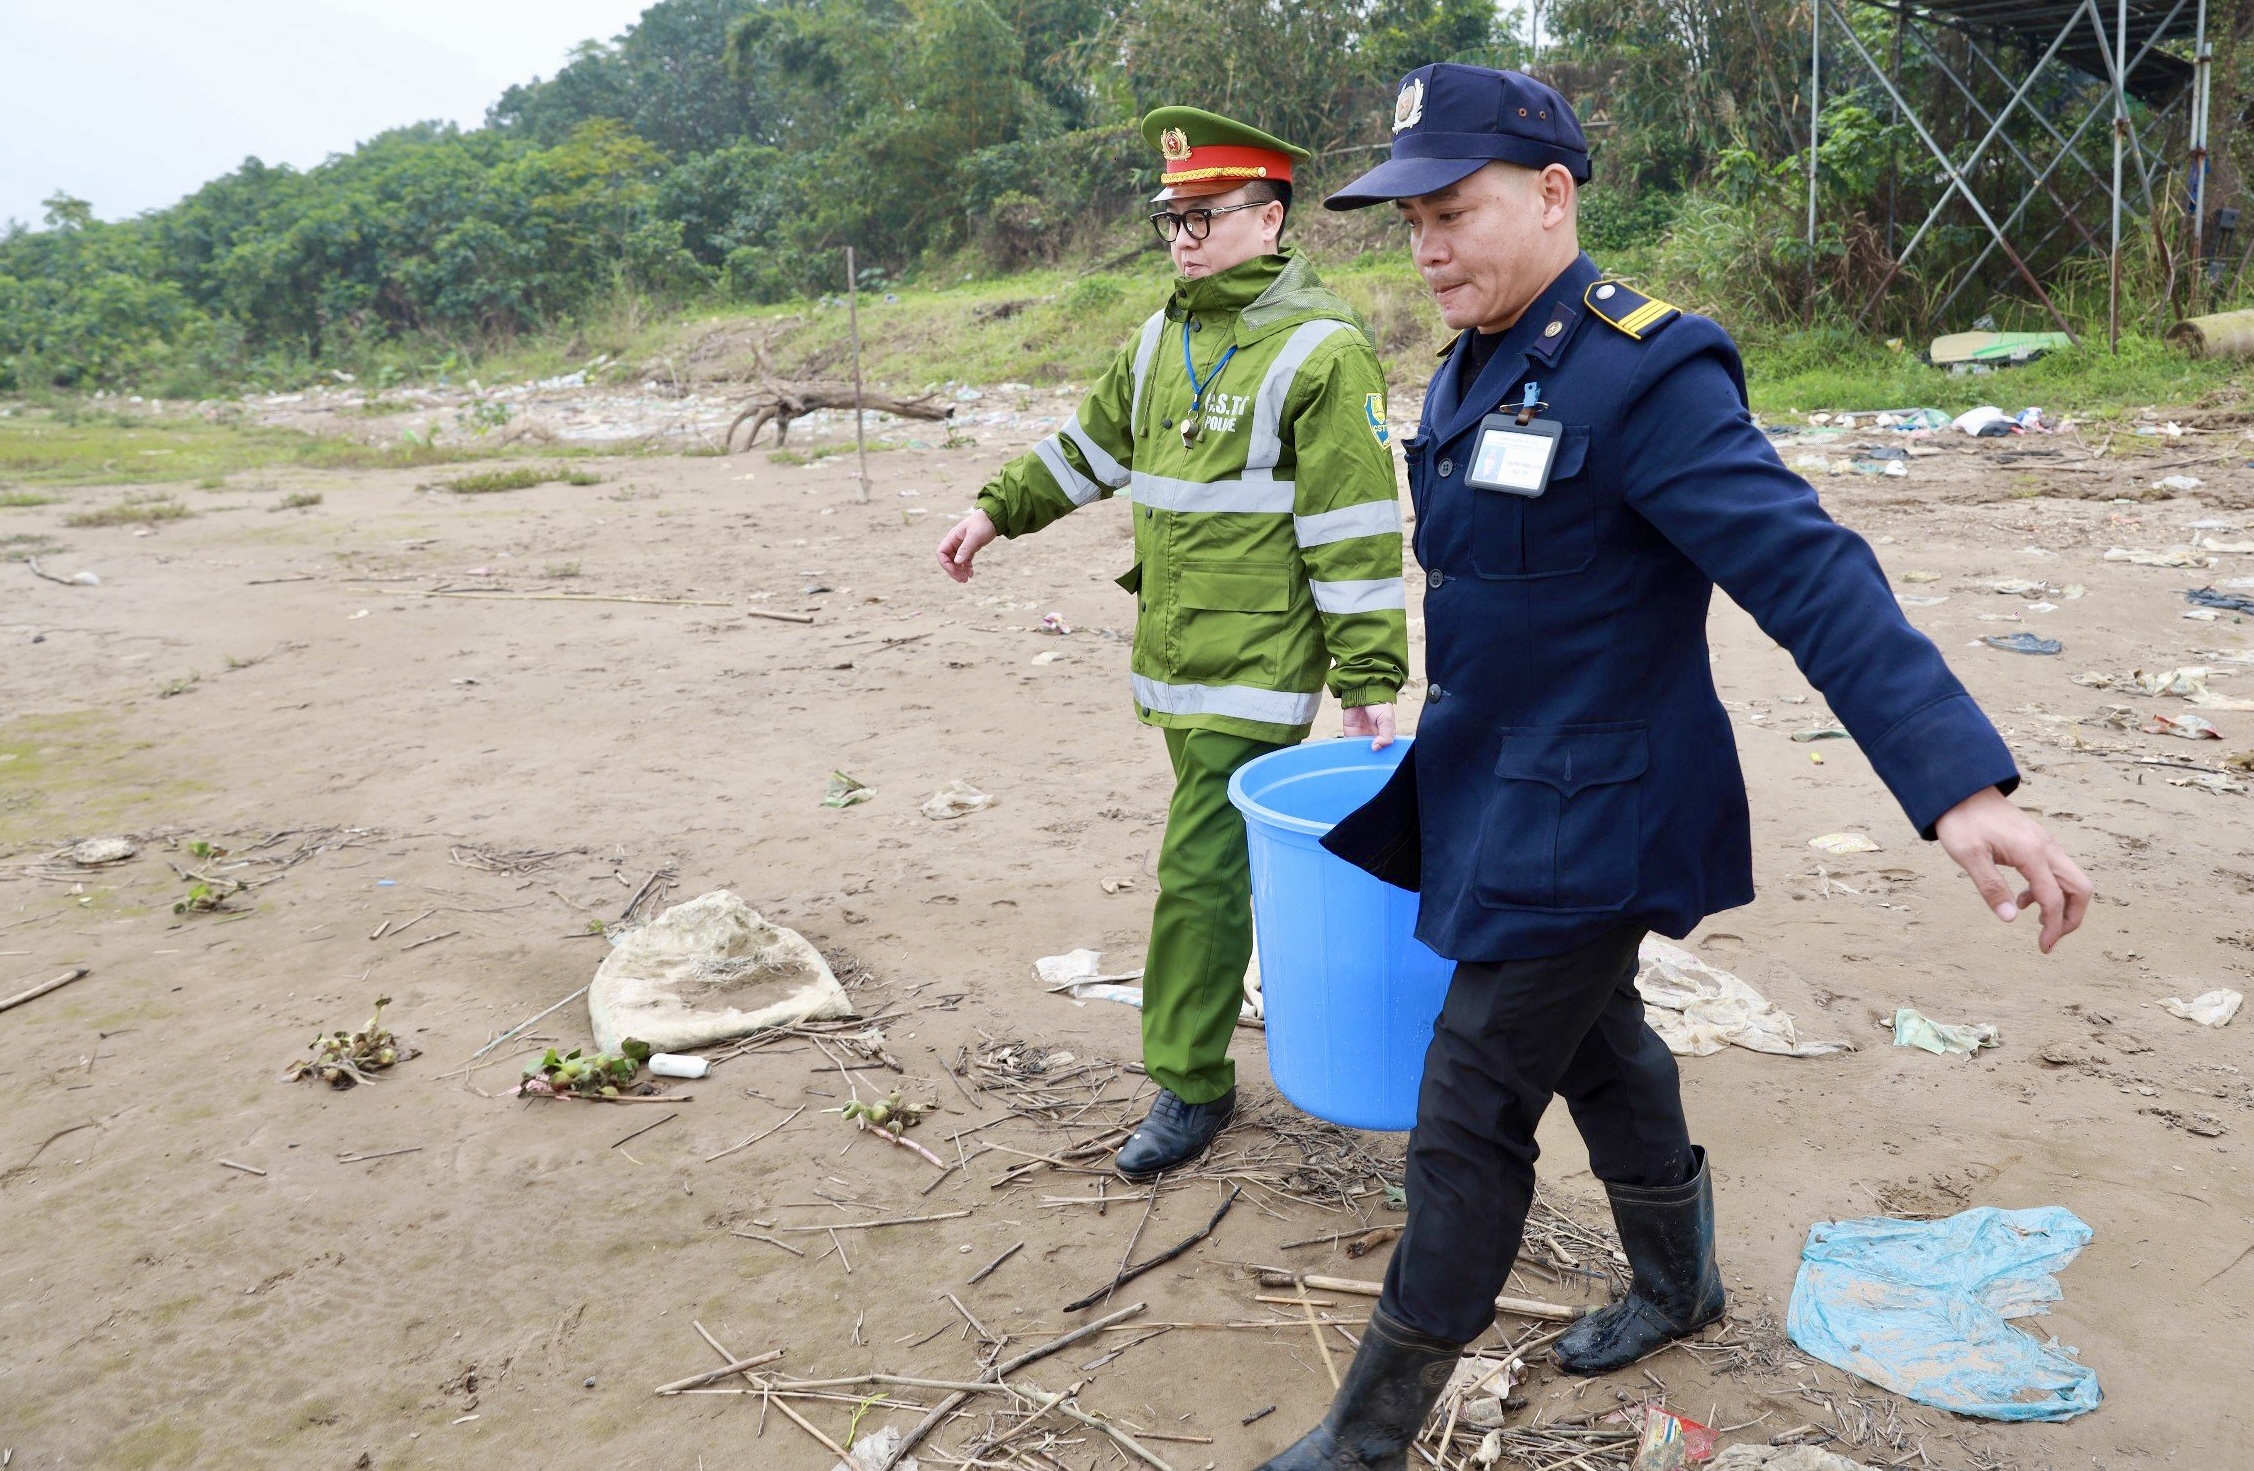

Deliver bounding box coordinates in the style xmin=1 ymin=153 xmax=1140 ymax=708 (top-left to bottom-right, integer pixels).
xmin=1227 ymin=736 xmax=1414 ymax=838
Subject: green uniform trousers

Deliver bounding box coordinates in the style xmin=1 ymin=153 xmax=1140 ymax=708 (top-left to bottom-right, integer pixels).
xmin=1143 ymin=726 xmax=1294 ymax=1104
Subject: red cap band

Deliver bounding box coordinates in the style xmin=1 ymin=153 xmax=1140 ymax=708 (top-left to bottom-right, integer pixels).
xmin=1159 ymin=143 xmax=1295 ymax=186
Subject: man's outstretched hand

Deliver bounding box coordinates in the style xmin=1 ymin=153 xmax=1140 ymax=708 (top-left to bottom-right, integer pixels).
xmin=1933 ymin=786 xmax=2091 ymax=953
xmin=1342 ymin=702 xmax=1396 ymax=750
xmin=935 ymin=509 xmax=999 ymax=583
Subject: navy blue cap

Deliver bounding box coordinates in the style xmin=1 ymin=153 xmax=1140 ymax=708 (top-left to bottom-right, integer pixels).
xmin=1324 ymin=64 xmax=1590 ymax=210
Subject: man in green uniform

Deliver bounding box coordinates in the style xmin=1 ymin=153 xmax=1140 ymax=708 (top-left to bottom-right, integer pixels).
xmin=935 ymin=107 xmax=1410 ymax=1178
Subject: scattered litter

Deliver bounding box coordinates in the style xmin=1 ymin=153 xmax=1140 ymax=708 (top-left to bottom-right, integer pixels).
xmin=2188 ymin=586 xmax=2254 ymax=615
xmin=1626 ymin=1406 xmax=1716 ymax=1471
xmin=1987 ymin=578 xmax=2049 ymax=596
xmin=1808 ymin=832 xmax=1881 ymax=855
xmin=2143 ymin=712 xmax=2223 ymax=740
xmin=1789 ymin=725 xmax=1849 ymax=742
xmin=24 ymin=557 xmax=99 ymax=587
xmin=648 ymin=1052 xmax=711 ymax=1079
xmin=1981 ymin=632 xmax=2062 ymax=655
xmin=821 ymin=770 xmax=873 ymax=808
xmin=2129 ymin=665 xmax=2254 ymax=709
xmin=921 ymin=781 xmax=994 ymax=820
xmin=587 ymin=890 xmax=851 ymax=1053
xmin=1786 ymin=1206 xmax=2100 ymax=1420
xmin=1892 ymin=1007 xmax=2001 ymax=1055
xmin=1039 ymin=611 xmax=1072 ymax=634
xmin=1030 ymin=650 xmax=1066 ymax=665
xmin=1896 ymin=593 xmax=1948 ymax=607
xmin=1950 ymin=405 xmax=2015 ymax=437
xmin=1635 ymin=938 xmax=1853 ymax=1058
xmin=1035 ymin=948 xmax=1261 ymax=1026
xmin=283 ymin=997 xmax=421 ymax=1087
xmin=1035 ymin=949 xmax=1146 ymax=989
xmin=830 ymin=1424 xmax=920 ymax=1471
xmin=2162 ymin=988 xmax=2243 ymax=1027
xmin=68 ymin=836 xmax=137 ymax=866
xmin=1930 ymin=332 xmax=2072 ymax=368
xmin=1099 ymin=877 xmax=1137 ymax=894
xmin=2106 ymin=546 xmax=2215 ymax=568
xmin=2154 ymin=475 xmax=2205 ymax=492
xmin=1899 ymin=569 xmax=1941 ymax=584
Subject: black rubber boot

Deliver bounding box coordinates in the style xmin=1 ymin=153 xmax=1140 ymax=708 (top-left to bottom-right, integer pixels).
xmin=1253 ymin=1307 xmax=1462 ymax=1470
xmin=1114 ymin=1087 xmax=1235 ymax=1179
xmin=1554 ymin=1146 xmax=1725 ymax=1375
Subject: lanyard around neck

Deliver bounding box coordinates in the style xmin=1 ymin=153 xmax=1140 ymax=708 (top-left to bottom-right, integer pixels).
xmin=1181 ymin=322 xmax=1237 ymax=413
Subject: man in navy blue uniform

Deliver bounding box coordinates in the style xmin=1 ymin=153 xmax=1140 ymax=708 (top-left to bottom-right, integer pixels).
xmin=1252 ymin=64 xmax=2093 ymax=1471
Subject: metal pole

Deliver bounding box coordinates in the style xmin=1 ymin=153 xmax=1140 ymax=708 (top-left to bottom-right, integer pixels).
xmin=2191 ymin=0 xmax=2212 ymax=313
xmin=2111 ymin=0 xmax=2128 ymax=351
xmin=1808 ymin=0 xmax=1822 ymax=251
xmin=846 ymin=244 xmax=870 ymax=505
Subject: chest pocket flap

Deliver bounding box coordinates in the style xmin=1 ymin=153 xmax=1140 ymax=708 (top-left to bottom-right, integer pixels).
xmin=1548 ymin=425 xmax=1591 ymax=481
xmin=1177 ymin=559 xmax=1293 ymax=612
xmin=1495 ymin=724 xmax=1648 ymax=793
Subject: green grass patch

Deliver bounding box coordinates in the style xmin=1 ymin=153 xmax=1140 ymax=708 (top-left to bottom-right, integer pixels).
xmin=0 ymin=489 xmax=59 ymax=507
xmin=429 ymin=465 xmax=603 ymax=493
xmin=1738 ymin=325 xmax=2250 ymax=422
xmin=1 ymin=532 xmax=62 ymax=561
xmin=272 ymin=490 xmax=323 ymax=510
xmin=0 ymin=407 xmax=529 ymax=487
xmin=63 ymin=497 xmax=193 ymax=528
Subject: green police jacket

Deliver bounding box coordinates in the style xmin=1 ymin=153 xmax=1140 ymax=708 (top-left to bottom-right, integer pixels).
xmin=975 ymin=250 xmax=1410 ymax=745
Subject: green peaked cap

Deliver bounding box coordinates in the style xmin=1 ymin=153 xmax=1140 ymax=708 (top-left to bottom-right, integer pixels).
xmin=1139 ymin=107 xmax=1311 ymax=163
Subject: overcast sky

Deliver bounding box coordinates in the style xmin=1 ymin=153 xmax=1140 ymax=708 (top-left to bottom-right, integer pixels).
xmin=1 ymin=0 xmax=656 ymax=230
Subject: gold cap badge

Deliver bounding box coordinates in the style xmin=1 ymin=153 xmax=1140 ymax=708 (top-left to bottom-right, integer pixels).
xmin=1159 ymin=128 xmax=1192 ymax=161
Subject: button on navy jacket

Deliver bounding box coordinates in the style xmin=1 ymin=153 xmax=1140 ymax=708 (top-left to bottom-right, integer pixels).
xmin=1324 ymin=252 xmax=2020 ymax=963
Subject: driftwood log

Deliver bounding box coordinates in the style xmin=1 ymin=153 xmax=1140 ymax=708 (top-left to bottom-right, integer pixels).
xmin=724 ymin=384 xmax=953 ymax=451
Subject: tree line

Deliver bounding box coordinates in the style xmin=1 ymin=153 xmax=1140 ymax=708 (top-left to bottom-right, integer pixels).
xmin=4 ymin=0 xmax=2242 ymax=393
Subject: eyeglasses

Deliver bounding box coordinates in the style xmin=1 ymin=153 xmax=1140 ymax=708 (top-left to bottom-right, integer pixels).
xmin=1148 ymin=201 xmax=1268 ymax=243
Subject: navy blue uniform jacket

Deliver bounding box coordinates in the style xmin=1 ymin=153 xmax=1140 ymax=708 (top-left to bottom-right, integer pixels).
xmin=1323 ymin=253 xmax=2020 ymax=962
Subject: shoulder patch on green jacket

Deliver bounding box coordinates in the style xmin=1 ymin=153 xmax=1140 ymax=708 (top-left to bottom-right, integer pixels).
xmin=1583 ymin=280 xmax=1679 ymax=340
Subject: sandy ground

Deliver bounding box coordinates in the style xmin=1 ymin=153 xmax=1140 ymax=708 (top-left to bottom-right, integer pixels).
xmin=3 ymin=400 xmax=2253 ymax=1471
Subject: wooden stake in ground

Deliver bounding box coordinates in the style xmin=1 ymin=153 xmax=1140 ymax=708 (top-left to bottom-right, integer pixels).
xmin=846 ymin=244 xmax=870 ymax=506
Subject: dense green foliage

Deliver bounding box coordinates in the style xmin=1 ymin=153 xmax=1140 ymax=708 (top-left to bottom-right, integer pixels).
xmin=4 ymin=0 xmax=2242 ymax=395
xmin=0 ymin=0 xmax=1502 ymax=393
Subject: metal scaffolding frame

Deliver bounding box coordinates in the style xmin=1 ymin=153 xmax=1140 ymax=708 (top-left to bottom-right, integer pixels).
xmin=1810 ymin=0 xmax=2214 ymax=348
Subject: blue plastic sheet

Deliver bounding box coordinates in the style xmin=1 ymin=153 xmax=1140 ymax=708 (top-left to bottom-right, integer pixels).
xmin=1785 ymin=1206 xmax=2101 ymax=1421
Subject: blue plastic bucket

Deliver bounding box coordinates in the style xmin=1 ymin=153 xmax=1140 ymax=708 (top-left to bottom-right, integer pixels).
xmin=1229 ymin=738 xmax=1453 ymax=1131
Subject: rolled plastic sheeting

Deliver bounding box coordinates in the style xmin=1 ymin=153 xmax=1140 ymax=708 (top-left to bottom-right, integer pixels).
xmin=2166 ymin=308 xmax=2254 ymax=359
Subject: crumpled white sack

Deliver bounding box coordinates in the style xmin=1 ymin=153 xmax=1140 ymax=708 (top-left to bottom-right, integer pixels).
xmin=588 ymin=890 xmax=851 ymax=1053
xmin=1636 ymin=937 xmax=1853 ymax=1058
xmin=2163 ymin=988 xmax=2243 ymax=1027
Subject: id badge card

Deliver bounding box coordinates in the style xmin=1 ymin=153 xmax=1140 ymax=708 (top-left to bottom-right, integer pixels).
xmin=1464 ymin=413 xmax=1562 ymax=499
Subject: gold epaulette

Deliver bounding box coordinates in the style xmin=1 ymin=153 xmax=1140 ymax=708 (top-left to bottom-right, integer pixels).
xmin=1583 ymin=279 xmax=1679 ymax=340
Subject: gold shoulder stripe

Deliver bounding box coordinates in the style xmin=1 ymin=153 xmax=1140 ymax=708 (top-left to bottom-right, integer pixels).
xmin=1582 ymin=280 xmax=1680 ymax=340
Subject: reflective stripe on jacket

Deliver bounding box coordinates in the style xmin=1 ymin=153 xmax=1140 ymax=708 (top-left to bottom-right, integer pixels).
xmin=975 ymin=250 xmax=1409 ymax=743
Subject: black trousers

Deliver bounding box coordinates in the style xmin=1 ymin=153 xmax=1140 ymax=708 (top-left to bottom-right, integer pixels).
xmin=1378 ymin=922 xmax=1695 ymax=1345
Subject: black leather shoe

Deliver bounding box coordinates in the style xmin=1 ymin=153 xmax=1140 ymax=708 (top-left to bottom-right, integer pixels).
xmin=1114 ymin=1087 xmax=1235 ymax=1179
xmin=1554 ymin=1145 xmax=1726 ymax=1375
xmin=1253 ymin=1306 xmax=1461 ymax=1469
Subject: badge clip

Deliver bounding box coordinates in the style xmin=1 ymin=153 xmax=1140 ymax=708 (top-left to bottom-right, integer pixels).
xmin=1513 ymin=380 xmax=1545 ymax=427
